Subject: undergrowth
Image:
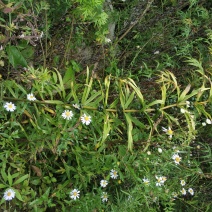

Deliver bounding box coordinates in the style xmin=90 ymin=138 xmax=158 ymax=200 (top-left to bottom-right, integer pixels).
xmin=0 ymin=0 xmax=212 ymax=211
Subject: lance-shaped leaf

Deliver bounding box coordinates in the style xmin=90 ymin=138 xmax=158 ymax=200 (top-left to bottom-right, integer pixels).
xmin=13 ymin=174 xmax=29 ymax=185
xmin=124 ymin=91 xmax=135 ymax=109
xmin=125 ymin=113 xmax=133 ymax=151
xmin=84 ymin=90 xmax=102 ymax=105
xmin=104 ymin=75 xmax=111 ymax=107
xmin=178 ymin=84 xmax=191 ymax=102
xmin=101 ymin=114 xmax=111 ymax=144
xmin=126 ymin=78 xmax=144 ymax=105
xmin=81 ymin=67 xmax=93 ymax=104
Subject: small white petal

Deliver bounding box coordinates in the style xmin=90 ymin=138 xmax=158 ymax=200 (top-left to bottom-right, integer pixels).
xmin=206 ymin=119 xmax=212 ymax=124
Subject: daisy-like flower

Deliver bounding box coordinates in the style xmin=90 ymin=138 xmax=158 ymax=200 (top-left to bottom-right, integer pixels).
xmin=4 ymin=102 xmax=16 ymax=112
xmin=100 ymin=180 xmax=108 ymax=188
xmin=110 ymin=169 xmax=118 ymax=179
xmin=162 ymin=126 xmax=173 ymax=139
xmin=70 ymin=189 xmax=80 ymax=200
xmin=81 ymin=113 xmax=91 ymax=125
xmin=172 ymin=154 xmax=182 ymax=165
xmin=143 ymin=178 xmax=150 ymax=186
xmin=156 ymin=176 xmax=163 ymax=187
xmin=180 ymin=180 xmax=186 ymax=186
xmin=3 ymin=189 xmax=15 ymax=201
xmin=27 ymin=93 xmax=36 ymax=101
xmin=162 ymin=176 xmax=167 ymax=182
xmin=62 ymin=110 xmax=74 ymax=120
xmin=101 ymin=192 xmax=108 ymax=202
xmin=155 ymin=176 xmax=167 ymax=186
xmin=188 ymin=188 xmax=194 ymax=195
xmin=181 ymin=188 xmax=186 ymax=195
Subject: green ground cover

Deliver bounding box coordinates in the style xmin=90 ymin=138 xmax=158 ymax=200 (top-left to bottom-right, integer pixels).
xmin=0 ymin=0 xmax=212 ymax=211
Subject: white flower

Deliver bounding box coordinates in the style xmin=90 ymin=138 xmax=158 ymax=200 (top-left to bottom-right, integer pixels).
xmin=180 ymin=180 xmax=186 ymax=186
xmin=19 ymin=33 xmax=25 ymax=38
xmin=147 ymin=151 xmax=151 ymax=155
xmin=206 ymin=118 xmax=212 ymax=124
xmin=186 ymin=101 xmax=190 ymax=108
xmin=162 ymin=126 xmax=173 ymax=139
xmin=181 ymin=188 xmax=186 ymax=195
xmin=172 ymin=154 xmax=182 ymax=165
xmin=180 ymin=108 xmax=186 ymax=113
xmin=154 ymin=50 xmax=160 ymax=55
xmin=100 ymin=180 xmax=108 ymax=188
xmin=4 ymin=102 xmax=16 ymax=112
xmin=105 ymin=38 xmax=111 ymax=43
xmin=101 ymin=192 xmax=108 ymax=202
xmin=62 ymin=110 xmax=74 ymax=120
xmin=172 ymin=192 xmax=178 ymax=198
xmin=70 ymin=189 xmax=80 ymax=200
xmin=188 ymin=188 xmax=194 ymax=195
xmin=155 ymin=176 xmax=167 ymax=186
xmin=81 ymin=113 xmax=91 ymax=125
xmin=143 ymin=178 xmax=150 ymax=186
xmin=156 ymin=176 xmax=163 ymax=186
xmin=110 ymin=169 xmax=118 ymax=179
xmin=27 ymin=93 xmax=36 ymax=101
xmin=72 ymin=103 xmax=80 ymax=110
xmin=202 ymin=122 xmax=206 ymax=126
xmin=158 ymin=148 xmax=162 ymax=153
xmin=3 ymin=189 xmax=15 ymax=201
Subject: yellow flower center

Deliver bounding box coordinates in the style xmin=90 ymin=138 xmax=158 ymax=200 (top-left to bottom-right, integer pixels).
xmin=8 ymin=104 xmax=13 ymax=108
xmin=7 ymin=192 xmax=11 ymax=196
xmin=73 ymin=192 xmax=77 ymax=196
xmin=84 ymin=116 xmax=89 ymax=121
xmin=65 ymin=111 xmax=70 ymax=116
xmin=175 ymin=157 xmax=181 ymax=162
xmin=167 ymin=129 xmax=173 ymax=135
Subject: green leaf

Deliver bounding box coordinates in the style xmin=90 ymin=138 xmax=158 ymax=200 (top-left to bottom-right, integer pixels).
xmin=8 ymin=170 xmax=12 ymax=186
xmin=63 ymin=66 xmax=74 ymax=85
xmin=125 ymin=113 xmax=133 ymax=151
xmin=124 ymin=91 xmax=135 ymax=109
xmin=15 ymin=189 xmax=23 ymax=201
xmin=1 ymin=163 xmax=7 ymax=182
xmin=81 ymin=67 xmax=93 ymax=104
xmin=178 ymin=84 xmax=191 ymax=102
xmin=6 ymin=45 xmax=27 ymax=68
xmin=44 ymin=100 xmax=64 ymax=104
xmin=84 ymin=90 xmax=102 ymax=105
xmin=13 ymin=174 xmax=29 ymax=186
xmin=0 ymin=184 xmax=7 ymax=189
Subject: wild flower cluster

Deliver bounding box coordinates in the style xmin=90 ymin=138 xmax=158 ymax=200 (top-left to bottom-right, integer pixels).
xmin=69 ymin=169 xmax=119 ymax=203
xmin=4 ymin=97 xmax=92 ymax=126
